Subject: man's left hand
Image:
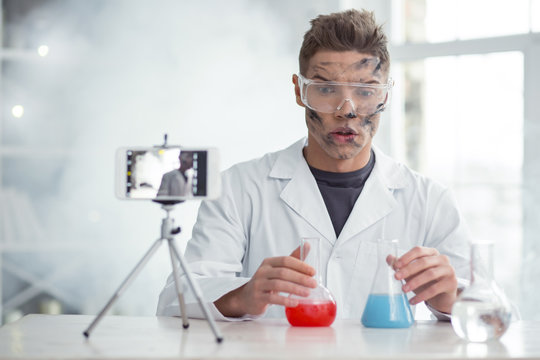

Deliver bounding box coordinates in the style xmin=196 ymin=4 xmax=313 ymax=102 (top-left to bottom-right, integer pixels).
xmin=392 ymin=246 xmax=458 ymax=314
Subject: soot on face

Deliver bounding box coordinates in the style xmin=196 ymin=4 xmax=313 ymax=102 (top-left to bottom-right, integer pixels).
xmin=309 ymin=55 xmax=385 ymax=83
xmin=360 ymin=112 xmax=378 ymax=137
xmin=347 ymin=56 xmax=383 ymax=81
xmin=308 ymin=108 xmax=323 ymax=124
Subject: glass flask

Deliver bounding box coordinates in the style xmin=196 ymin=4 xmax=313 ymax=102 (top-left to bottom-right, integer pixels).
xmin=451 ymin=242 xmax=512 ymax=342
xmin=285 ymin=237 xmax=337 ymax=327
xmin=361 ymin=239 xmax=414 ymax=328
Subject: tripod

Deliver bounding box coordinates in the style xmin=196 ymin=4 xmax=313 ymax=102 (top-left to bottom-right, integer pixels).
xmin=83 ymin=203 xmax=224 ymax=343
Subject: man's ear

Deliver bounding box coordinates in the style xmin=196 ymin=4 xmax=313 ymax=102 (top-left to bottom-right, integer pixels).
xmin=292 ymin=74 xmax=305 ymax=108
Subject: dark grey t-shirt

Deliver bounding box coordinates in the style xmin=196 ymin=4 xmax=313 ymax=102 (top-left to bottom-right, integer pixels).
xmin=309 ymin=151 xmax=375 ymax=237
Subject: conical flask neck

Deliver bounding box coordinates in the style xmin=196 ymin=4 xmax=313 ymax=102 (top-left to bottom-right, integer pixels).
xmin=470 ymin=242 xmax=494 ymax=284
xmin=301 ymin=237 xmax=322 ymax=285
xmin=376 ymin=240 xmax=397 ymax=270
xmin=370 ymin=239 xmax=402 ymax=295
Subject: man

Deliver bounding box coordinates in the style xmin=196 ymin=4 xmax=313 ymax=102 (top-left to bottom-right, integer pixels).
xmin=157 ymin=9 xmax=470 ymax=321
xmin=156 ymin=151 xmax=194 ymax=197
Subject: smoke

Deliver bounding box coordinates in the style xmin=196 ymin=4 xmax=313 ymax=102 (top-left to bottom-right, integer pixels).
xmin=2 ymin=0 xmax=341 ymax=316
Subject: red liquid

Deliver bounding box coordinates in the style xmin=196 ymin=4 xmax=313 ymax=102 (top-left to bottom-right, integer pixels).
xmin=285 ymin=300 xmax=337 ymax=327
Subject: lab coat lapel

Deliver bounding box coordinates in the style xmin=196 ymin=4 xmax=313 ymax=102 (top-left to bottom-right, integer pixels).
xmin=270 ymin=139 xmax=337 ymax=245
xmin=337 ymin=169 xmax=396 ymax=243
xmin=337 ymin=147 xmax=404 ymax=244
xmin=280 ymin=164 xmax=337 ymax=245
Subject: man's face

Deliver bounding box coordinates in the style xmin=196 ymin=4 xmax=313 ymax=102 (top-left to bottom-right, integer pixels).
xmin=293 ymin=50 xmax=388 ymax=168
xmin=179 ymin=152 xmax=193 ymax=170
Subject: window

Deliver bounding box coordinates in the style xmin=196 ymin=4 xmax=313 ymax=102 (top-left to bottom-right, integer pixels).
xmin=390 ymin=0 xmax=540 ymax=319
xmin=394 ymin=0 xmax=537 ymax=44
xmin=393 ymin=53 xmax=523 ymax=296
xmin=533 ymin=0 xmax=540 ymax=32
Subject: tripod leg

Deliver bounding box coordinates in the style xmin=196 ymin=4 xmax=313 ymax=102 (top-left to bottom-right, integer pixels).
xmin=83 ymin=238 xmax=163 ymax=338
xmin=167 ymin=239 xmax=189 ymax=329
xmin=168 ymin=240 xmax=224 ymax=343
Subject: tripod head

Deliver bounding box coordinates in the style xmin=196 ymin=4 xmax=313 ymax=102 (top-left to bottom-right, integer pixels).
xmin=152 ymin=199 xmax=185 ymax=206
xmin=151 ymin=202 xmax=182 ymax=238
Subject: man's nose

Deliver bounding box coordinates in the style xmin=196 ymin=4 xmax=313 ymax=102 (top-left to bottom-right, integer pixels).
xmin=335 ymin=98 xmax=357 ymax=118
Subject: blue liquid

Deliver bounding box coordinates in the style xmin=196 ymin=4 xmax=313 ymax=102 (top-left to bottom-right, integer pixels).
xmin=361 ymin=294 xmax=414 ymax=328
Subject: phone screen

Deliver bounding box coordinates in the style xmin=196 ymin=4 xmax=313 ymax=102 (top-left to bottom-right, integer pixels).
xmin=123 ymin=148 xmax=208 ymax=199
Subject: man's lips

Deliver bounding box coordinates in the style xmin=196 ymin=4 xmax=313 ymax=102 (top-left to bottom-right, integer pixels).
xmin=330 ymin=127 xmax=358 ymax=136
xmin=329 ymin=127 xmax=357 ymax=143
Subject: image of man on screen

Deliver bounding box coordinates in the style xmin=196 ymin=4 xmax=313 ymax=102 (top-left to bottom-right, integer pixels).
xmin=156 ymin=151 xmax=194 ymax=197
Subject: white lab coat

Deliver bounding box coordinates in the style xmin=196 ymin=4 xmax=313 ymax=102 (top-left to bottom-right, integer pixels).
xmin=157 ymin=138 xmax=471 ymax=320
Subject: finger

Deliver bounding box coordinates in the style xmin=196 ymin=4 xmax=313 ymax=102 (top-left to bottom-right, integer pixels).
xmin=408 ymin=277 xmax=454 ymax=305
xmin=290 ymin=243 xmax=311 ymax=260
xmin=395 ymin=246 xmax=439 ymax=268
xmin=395 ymin=255 xmax=444 ymax=281
xmin=266 ymin=267 xmax=317 ymax=288
xmin=260 ymin=278 xmax=313 ymax=297
xmin=401 ymin=265 xmax=452 ymax=293
xmin=405 ymin=281 xmax=436 ymax=297
xmin=265 ymin=292 xmax=300 ymax=308
xmin=386 ymin=254 xmax=397 ymax=268
xmin=290 ymin=245 xmax=302 ymax=259
xmin=265 ymin=256 xmax=316 ymax=276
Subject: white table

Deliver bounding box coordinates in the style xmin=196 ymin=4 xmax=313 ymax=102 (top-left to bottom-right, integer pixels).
xmin=0 ymin=314 xmax=539 ymax=359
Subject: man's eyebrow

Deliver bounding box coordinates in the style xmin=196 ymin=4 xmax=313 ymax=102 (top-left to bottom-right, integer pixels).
xmin=311 ymin=65 xmax=331 ymax=75
xmin=355 ymin=79 xmax=382 ymax=84
xmin=312 ymin=74 xmax=382 ymax=85
xmin=312 ymin=74 xmax=330 ymax=81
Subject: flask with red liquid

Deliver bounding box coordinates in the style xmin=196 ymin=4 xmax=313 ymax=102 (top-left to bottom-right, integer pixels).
xmin=285 ymin=237 xmax=337 ymax=327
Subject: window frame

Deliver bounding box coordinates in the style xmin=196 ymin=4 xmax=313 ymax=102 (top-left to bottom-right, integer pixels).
xmin=388 ymin=23 xmax=540 ymax=320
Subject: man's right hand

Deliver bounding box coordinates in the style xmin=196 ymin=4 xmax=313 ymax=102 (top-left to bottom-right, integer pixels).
xmin=214 ymin=245 xmax=317 ymax=317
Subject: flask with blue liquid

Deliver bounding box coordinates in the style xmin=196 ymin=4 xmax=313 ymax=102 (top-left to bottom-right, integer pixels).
xmin=361 ymin=239 xmax=414 ymax=328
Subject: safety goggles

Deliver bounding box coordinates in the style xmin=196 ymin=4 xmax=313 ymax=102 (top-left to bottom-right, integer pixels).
xmin=297 ymin=74 xmax=393 ymax=115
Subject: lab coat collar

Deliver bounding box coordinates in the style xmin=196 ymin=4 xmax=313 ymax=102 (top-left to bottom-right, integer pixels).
xmin=370 ymin=146 xmax=408 ymax=190
xmin=273 ymin=139 xmax=337 ymax=244
xmin=269 ymin=138 xmax=407 ymax=190
xmin=268 ymin=138 xmax=307 ymax=180
xmin=269 ymin=138 xmax=407 ymax=245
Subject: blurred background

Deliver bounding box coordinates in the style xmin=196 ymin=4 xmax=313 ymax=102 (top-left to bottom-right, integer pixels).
xmin=0 ymin=0 xmax=539 ymax=324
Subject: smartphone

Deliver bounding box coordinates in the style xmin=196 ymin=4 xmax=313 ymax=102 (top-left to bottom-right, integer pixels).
xmin=115 ymin=146 xmax=220 ymax=201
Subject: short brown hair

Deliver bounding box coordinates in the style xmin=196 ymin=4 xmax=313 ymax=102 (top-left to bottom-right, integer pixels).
xmin=299 ymin=9 xmax=389 ymax=76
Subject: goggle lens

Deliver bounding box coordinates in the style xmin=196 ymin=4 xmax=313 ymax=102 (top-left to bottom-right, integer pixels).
xmin=299 ymin=75 xmax=392 ymax=115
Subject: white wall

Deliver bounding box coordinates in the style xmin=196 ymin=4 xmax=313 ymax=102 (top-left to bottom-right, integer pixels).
xmin=3 ymin=0 xmax=391 ymax=317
